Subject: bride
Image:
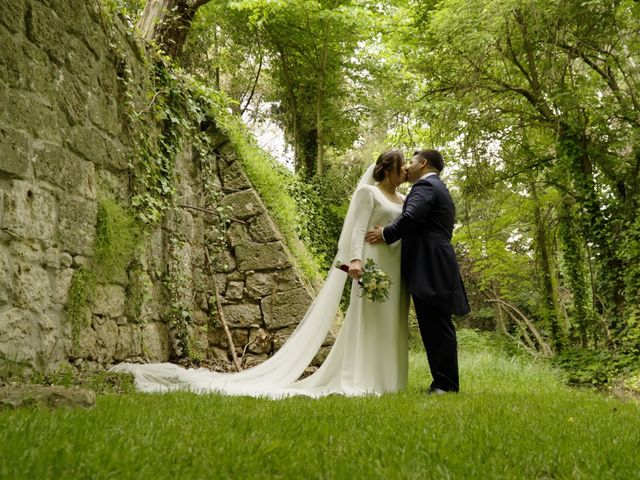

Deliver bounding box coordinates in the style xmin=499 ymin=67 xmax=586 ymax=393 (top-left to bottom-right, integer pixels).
xmin=113 ymin=150 xmax=409 ymax=397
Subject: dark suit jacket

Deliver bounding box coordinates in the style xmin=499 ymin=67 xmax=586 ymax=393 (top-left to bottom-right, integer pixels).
xmin=383 ymin=175 xmax=470 ymax=316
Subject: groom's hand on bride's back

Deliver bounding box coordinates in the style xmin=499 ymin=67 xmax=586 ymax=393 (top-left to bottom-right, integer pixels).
xmin=365 ymin=225 xmax=384 ymax=244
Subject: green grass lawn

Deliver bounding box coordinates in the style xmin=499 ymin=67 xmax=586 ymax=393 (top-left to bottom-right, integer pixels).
xmin=1 ymin=330 xmax=639 ymax=479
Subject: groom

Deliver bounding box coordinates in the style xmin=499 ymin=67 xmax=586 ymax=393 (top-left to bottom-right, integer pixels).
xmin=365 ymin=149 xmax=470 ymax=394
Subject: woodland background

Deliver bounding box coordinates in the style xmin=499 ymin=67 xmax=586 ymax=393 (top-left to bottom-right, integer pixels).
xmin=116 ymin=0 xmax=640 ymax=388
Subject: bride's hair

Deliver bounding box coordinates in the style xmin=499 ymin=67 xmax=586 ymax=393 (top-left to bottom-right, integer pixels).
xmin=373 ymin=150 xmax=405 ymax=182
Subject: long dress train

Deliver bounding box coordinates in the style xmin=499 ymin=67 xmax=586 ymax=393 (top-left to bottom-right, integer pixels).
xmin=111 ymin=165 xmax=409 ymax=398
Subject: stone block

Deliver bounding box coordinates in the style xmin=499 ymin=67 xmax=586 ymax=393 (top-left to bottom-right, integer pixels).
xmin=22 ymin=39 xmax=57 ymax=97
xmin=96 ymin=65 xmax=119 ymax=99
xmin=126 ymin=270 xmax=160 ymax=323
xmin=9 ymin=241 xmax=42 ymax=264
xmin=36 ymin=312 xmax=60 ymax=362
xmin=141 ymin=322 xmax=170 ymax=362
xmin=322 ymin=328 xmax=337 ymax=347
xmin=96 ymin=168 xmax=128 ymax=202
xmin=67 ymin=127 xmax=128 ymax=170
xmin=312 ymin=346 xmax=331 ymax=366
xmin=224 ymin=281 xmax=244 ymax=300
xmin=227 ymin=271 xmax=245 ymax=281
xmin=43 ymin=247 xmax=60 ymax=269
xmin=0 ymin=127 xmax=31 ymax=177
xmin=192 ymin=309 xmax=208 ymax=326
xmin=208 ymin=327 xmax=248 ymax=350
xmin=221 ymin=161 xmax=251 ymax=191
xmin=53 ymin=267 xmax=75 ymax=306
xmin=0 ymin=84 xmax=6 ymax=118
xmin=242 ymin=353 xmax=268 ymax=369
xmin=0 ymin=126 xmax=31 ymax=177
xmin=60 ymin=252 xmax=73 ymax=267
xmin=58 ymin=195 xmax=97 ymax=255
xmin=245 ymin=272 xmax=277 ymax=298
xmin=214 ymin=274 xmax=227 ymax=293
xmin=25 ymin=2 xmax=66 ymax=65
xmin=247 ymin=328 xmax=271 ymax=354
xmin=93 ymin=319 xmax=118 ymax=363
xmin=88 ymin=91 xmax=121 ymax=136
xmin=261 ymin=287 xmax=313 ymax=329
xmin=3 ymin=180 xmax=56 ymax=241
xmin=79 ymin=15 xmax=109 ymax=61
xmin=167 ymin=241 xmax=193 ymax=300
xmin=13 ymin=262 xmax=51 ymax=312
xmin=0 ymin=247 xmax=12 ymax=304
xmin=212 ymin=249 xmax=235 ymax=273
xmin=72 ymin=255 xmax=91 ymax=268
xmin=220 ymin=303 xmax=261 ymax=328
xmin=64 ymin=36 xmax=97 ymax=88
xmin=226 ymin=221 xmax=250 ymax=248
xmin=114 ymin=324 xmax=142 ymax=361
xmin=189 ymin=324 xmax=208 ymax=357
xmin=67 ymin=125 xmax=107 ymax=164
xmin=271 ymin=325 xmax=295 ymax=351
xmin=276 ymin=268 xmax=300 ymax=292
xmin=93 ymin=284 xmax=125 ymax=318
xmin=217 ymin=143 xmax=237 ymax=164
xmin=56 ymin=75 xmax=88 ymax=126
xmin=208 ymin=346 xmax=229 ymax=364
xmin=0 ymin=25 xmax=24 ymax=88
xmin=75 ymin=325 xmax=97 ymax=360
xmin=34 ymin=143 xmax=96 ymax=198
xmin=0 ymin=308 xmax=36 ymax=365
xmin=220 ymin=189 xmax=262 ymax=220
xmin=248 ymin=214 xmax=281 ymax=243
xmin=0 ymin=385 xmax=96 ymax=409
xmin=166 ymin=207 xmax=195 ymax=243
xmin=104 ymin=138 xmax=128 ymax=171
xmin=145 ymin=228 xmax=164 ymax=277
xmin=51 ymin=0 xmax=92 ymax=40
xmin=4 ymin=91 xmax=60 ymax=143
xmin=235 ymin=241 xmax=288 ymax=272
xmin=0 ymin=0 xmax=25 ymax=33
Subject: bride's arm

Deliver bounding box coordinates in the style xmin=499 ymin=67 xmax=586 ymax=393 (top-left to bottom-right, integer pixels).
xmin=349 ymin=187 xmax=374 ymax=274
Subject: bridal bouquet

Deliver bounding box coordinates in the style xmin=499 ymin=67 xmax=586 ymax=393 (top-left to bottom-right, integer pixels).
xmin=337 ymin=258 xmax=392 ymax=303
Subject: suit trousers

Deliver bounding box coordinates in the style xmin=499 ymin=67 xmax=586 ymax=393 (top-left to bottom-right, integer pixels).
xmin=413 ymin=296 xmax=459 ymax=392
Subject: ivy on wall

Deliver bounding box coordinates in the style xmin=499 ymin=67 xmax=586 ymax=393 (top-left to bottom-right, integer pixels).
xmin=67 ymin=3 xmax=324 ymax=361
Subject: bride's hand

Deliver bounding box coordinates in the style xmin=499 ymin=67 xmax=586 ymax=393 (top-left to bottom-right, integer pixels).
xmin=348 ymin=259 xmax=363 ymax=280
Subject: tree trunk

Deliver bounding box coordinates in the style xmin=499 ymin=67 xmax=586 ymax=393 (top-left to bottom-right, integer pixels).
xmin=137 ymin=0 xmax=209 ymax=58
xmin=315 ymin=36 xmax=328 ymax=177
xmin=530 ymin=178 xmax=564 ymax=350
xmin=213 ymin=24 xmax=220 ymax=91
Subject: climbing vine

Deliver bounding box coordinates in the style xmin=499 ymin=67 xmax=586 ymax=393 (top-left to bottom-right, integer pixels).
xmin=557 ymin=196 xmax=595 ymax=348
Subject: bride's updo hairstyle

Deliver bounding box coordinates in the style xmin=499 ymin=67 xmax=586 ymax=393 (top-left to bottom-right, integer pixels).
xmin=373 ymin=150 xmax=405 ymax=182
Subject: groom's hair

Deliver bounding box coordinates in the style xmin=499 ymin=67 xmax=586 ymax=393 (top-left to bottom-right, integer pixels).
xmin=414 ymin=149 xmax=444 ymax=172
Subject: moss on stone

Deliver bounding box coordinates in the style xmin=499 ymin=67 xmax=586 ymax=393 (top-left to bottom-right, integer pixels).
xmin=66 ymin=267 xmax=96 ymax=350
xmin=94 ymin=198 xmax=142 ymax=283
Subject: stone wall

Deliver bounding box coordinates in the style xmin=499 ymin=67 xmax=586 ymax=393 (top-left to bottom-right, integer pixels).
xmin=0 ymin=0 xmax=326 ymax=375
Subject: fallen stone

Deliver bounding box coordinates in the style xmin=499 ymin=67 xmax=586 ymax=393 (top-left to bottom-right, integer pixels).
xmin=0 ymin=385 xmax=95 ymax=409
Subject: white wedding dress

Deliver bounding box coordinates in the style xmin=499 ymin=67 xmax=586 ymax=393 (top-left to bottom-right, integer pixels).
xmin=112 ymin=164 xmax=409 ymax=397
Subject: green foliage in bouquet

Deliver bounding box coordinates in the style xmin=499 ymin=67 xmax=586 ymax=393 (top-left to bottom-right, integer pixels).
xmin=358 ymin=259 xmax=392 ymax=303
